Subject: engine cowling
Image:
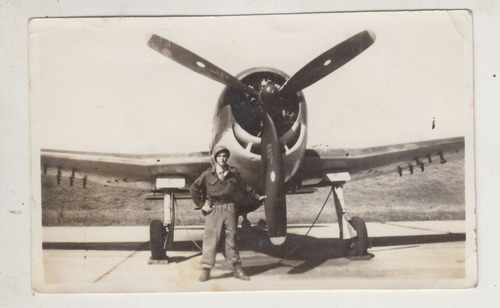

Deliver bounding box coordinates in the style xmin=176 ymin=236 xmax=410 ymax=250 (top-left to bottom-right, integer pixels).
xmin=224 ymin=68 xmax=305 ymax=156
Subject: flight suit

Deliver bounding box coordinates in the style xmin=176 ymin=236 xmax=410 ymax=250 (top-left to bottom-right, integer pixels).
xmin=190 ymin=166 xmax=261 ymax=270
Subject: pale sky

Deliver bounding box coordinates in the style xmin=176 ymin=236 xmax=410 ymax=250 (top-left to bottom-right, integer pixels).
xmin=30 ymin=11 xmax=473 ymax=154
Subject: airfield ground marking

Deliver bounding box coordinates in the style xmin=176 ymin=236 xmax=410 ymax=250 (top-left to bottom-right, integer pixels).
xmin=383 ymin=222 xmax=451 ymax=234
xmin=93 ymin=242 xmax=148 ymax=283
xmin=369 ymin=245 xmax=421 ymax=252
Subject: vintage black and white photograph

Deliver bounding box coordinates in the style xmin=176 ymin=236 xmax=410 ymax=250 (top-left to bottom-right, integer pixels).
xmin=30 ymin=11 xmax=475 ymax=292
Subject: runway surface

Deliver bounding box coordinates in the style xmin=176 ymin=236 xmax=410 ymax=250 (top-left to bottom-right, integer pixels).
xmin=36 ymin=221 xmax=473 ymax=292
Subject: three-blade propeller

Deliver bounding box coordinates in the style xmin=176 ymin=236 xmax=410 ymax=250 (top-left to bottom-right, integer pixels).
xmin=148 ymin=31 xmax=375 ymax=245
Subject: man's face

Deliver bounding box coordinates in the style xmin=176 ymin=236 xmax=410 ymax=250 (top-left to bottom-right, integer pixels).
xmin=216 ymin=152 xmax=228 ymax=167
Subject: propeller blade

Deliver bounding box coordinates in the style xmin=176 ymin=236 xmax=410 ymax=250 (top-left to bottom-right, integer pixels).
xmin=260 ymin=112 xmax=287 ymax=245
xmin=280 ymin=30 xmax=376 ymax=95
xmin=148 ymin=34 xmax=258 ymax=97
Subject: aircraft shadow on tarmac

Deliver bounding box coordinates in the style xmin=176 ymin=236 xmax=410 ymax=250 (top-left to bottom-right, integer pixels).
xmin=43 ymin=225 xmax=465 ymax=276
xmin=182 ymin=226 xmax=463 ymax=276
xmin=175 ymin=227 xmax=346 ymax=276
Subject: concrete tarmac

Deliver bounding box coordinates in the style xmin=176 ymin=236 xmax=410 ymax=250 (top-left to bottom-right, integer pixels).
xmin=37 ymin=221 xmax=472 ymax=292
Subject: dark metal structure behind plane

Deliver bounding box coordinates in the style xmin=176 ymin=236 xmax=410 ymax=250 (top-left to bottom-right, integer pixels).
xmin=41 ymin=30 xmax=464 ymax=262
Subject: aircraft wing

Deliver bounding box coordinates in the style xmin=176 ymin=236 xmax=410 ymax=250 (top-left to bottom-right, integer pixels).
xmin=299 ymin=137 xmax=465 ymax=187
xmin=40 ymin=149 xmax=211 ymax=191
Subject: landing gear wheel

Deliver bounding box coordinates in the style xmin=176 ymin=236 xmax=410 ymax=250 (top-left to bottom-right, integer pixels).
xmin=242 ymin=218 xmax=251 ymax=231
xmin=348 ymin=217 xmax=368 ymax=257
xmin=257 ymin=219 xmax=267 ymax=230
xmin=150 ymin=219 xmax=168 ymax=260
xmin=237 ymin=215 xmax=252 ymax=243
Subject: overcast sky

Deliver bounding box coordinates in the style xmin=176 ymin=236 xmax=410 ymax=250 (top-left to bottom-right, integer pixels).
xmin=30 ymin=11 xmax=473 ymax=154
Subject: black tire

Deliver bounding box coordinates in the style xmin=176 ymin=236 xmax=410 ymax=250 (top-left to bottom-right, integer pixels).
xmin=150 ymin=219 xmax=168 ymax=260
xmin=348 ymin=217 xmax=368 ymax=256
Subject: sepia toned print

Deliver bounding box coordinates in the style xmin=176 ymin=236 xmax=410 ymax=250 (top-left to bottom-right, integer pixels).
xmin=30 ymin=11 xmax=475 ymax=292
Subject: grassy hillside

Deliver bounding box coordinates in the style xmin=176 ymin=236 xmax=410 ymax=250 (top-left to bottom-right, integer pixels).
xmin=41 ymin=158 xmax=465 ymax=226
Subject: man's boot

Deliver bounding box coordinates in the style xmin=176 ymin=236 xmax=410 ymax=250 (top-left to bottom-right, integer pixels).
xmin=234 ymin=263 xmax=250 ymax=281
xmin=199 ymin=268 xmax=211 ymax=282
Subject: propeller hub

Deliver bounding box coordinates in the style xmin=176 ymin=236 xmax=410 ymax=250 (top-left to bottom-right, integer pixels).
xmin=258 ymin=82 xmax=281 ymax=112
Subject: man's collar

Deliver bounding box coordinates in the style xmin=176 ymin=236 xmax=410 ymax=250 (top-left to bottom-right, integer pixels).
xmin=215 ymin=164 xmax=228 ymax=174
xmin=212 ymin=164 xmax=230 ymax=174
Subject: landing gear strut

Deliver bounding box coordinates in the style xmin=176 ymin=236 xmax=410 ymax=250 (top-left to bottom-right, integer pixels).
xmin=149 ymin=191 xmax=176 ymax=264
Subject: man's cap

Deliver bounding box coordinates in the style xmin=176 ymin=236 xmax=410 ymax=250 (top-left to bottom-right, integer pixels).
xmin=212 ymin=145 xmax=230 ymax=159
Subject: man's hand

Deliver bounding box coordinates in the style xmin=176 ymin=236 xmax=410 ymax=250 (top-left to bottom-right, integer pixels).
xmin=201 ymin=203 xmax=213 ymax=215
xmin=259 ymin=195 xmax=267 ymax=202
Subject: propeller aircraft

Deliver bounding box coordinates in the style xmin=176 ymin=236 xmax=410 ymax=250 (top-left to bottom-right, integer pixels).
xmin=40 ymin=30 xmax=465 ymax=261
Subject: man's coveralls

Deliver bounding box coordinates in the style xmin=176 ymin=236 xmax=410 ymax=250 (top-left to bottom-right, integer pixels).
xmin=190 ymin=165 xmax=261 ymax=269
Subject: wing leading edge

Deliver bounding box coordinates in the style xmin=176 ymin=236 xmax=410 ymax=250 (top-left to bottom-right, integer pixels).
xmin=299 ymin=137 xmax=465 ymax=187
xmin=40 ymin=149 xmax=211 ymax=190
xmin=41 ymin=137 xmax=465 ymax=190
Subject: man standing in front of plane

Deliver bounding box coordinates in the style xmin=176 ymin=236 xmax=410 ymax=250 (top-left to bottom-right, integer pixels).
xmin=190 ymin=145 xmax=266 ymax=282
